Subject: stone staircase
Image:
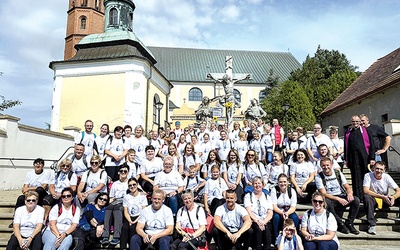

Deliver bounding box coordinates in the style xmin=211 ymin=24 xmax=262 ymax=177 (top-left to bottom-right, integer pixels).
xmin=1 ymin=167 xmax=400 ymax=249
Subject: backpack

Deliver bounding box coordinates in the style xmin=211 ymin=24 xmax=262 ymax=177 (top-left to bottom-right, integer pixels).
xmin=58 ymin=203 xmax=77 ymax=217
xmin=183 ymin=154 xmax=196 ymax=168
xmin=83 ymin=169 xmax=108 ymax=192
xmin=275 ymin=185 xmax=292 ymax=199
xmin=79 ymin=131 xmax=97 ymax=144
xmin=306 ymin=209 xmax=330 ymax=225
xmin=71 ymin=154 xmax=88 ymax=168
xmin=56 ymin=171 xmax=74 ymax=182
xmin=186 ymin=176 xmax=200 ymax=189
xmin=180 ymin=205 xmax=204 ymax=220
xmin=249 ymin=191 xmax=269 ymax=203
xmin=106 ymin=135 xmax=125 ymax=145
xmin=318 ymin=169 xmax=346 ymax=195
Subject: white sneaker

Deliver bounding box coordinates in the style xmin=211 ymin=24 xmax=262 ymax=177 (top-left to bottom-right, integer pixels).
xmin=368 ymin=225 xmax=376 ymax=235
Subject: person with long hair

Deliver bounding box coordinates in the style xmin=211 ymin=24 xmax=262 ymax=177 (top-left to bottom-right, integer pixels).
xmin=301 ymin=191 xmax=339 ymax=250
xmin=204 ymin=165 xmax=228 ymax=215
xmin=73 ymin=193 xmax=110 ymax=250
xmin=182 ymin=143 xmax=201 ymax=176
xmin=168 ymin=142 xmax=183 ymax=175
xmin=243 ymin=149 xmax=268 ymax=187
xmin=42 ymin=187 xmax=80 ymax=250
xmin=120 ymin=178 xmax=148 ymax=250
xmin=201 ymin=149 xmax=223 ymax=180
xmin=94 ymin=123 xmax=111 ymax=162
xmin=290 ymin=148 xmax=316 ymax=202
xmin=223 ymin=149 xmax=245 ymax=204
xmin=266 ymin=152 xmax=289 ymax=189
xmin=104 ymin=126 xmax=129 ymax=181
xmin=244 ymin=177 xmax=273 ymax=250
xmin=271 ymin=173 xmax=298 ymax=243
xmin=235 ymin=131 xmax=249 ymax=162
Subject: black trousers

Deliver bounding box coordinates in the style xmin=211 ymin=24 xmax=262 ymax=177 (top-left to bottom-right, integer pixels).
xmin=72 ymin=227 xmax=100 ymax=250
xmin=212 ymin=227 xmax=249 ymax=250
xmin=120 ymin=216 xmax=138 ymax=249
xmin=249 ymin=221 xmax=272 ymax=250
xmin=325 ymin=195 xmax=360 ymax=224
xmin=15 ymin=186 xmax=47 ymax=208
xmin=6 ymin=233 xmax=42 ymax=250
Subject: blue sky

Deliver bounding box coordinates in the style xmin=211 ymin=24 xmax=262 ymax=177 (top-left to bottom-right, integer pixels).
xmin=0 ymin=0 xmax=399 ymax=128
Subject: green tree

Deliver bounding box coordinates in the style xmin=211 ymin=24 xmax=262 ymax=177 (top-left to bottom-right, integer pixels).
xmin=289 ymin=45 xmax=358 ymax=121
xmin=0 ymin=95 xmax=22 ymax=113
xmin=262 ymin=80 xmax=315 ymax=130
xmin=261 ymin=69 xmax=280 ymax=98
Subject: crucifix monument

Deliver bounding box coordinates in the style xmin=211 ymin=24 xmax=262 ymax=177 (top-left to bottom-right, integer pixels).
xmin=206 ymin=56 xmax=251 ymax=130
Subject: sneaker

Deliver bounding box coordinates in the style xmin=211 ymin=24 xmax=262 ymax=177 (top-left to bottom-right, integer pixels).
xmin=101 ymin=237 xmax=109 ymax=246
xmin=338 ymin=222 xmax=350 ymax=234
xmin=368 ymin=225 xmax=377 ymax=235
xmin=8 ymin=222 xmax=13 ymax=229
xmin=345 ymin=221 xmax=360 ymax=235
xmin=110 ymin=238 xmax=120 ymax=246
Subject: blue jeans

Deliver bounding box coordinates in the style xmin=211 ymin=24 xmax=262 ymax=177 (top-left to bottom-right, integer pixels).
xmin=303 ymin=240 xmax=338 ymax=250
xmin=265 ymin=147 xmax=273 ymax=163
xmin=130 ymin=234 xmax=171 ymax=250
xmin=42 ymin=230 xmax=73 ymax=250
xmin=165 ymin=195 xmax=179 ymax=215
xmin=272 ymin=212 xmax=299 ymax=238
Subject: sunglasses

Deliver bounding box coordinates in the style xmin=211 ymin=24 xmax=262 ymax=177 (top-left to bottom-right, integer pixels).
xmin=119 ymin=170 xmax=128 ymax=174
xmin=26 ymin=199 xmax=36 ymax=203
xmin=62 ymin=194 xmax=72 ymax=199
xmin=61 ymin=165 xmax=71 ymax=168
xmin=248 ymin=154 xmax=255 ymax=157
xmin=128 ymin=184 xmax=137 ymax=188
xmin=90 ymin=161 xmax=99 ymax=165
xmin=312 ymin=199 xmax=324 ymax=205
xmin=98 ymin=197 xmax=108 ymax=202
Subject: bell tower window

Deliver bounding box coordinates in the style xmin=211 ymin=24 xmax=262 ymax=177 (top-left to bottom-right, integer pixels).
xmin=80 ymin=16 xmax=87 ymax=29
xmin=109 ymin=8 xmax=118 ymax=26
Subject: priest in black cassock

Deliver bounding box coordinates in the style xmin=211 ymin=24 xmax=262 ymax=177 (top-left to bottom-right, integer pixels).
xmin=344 ymin=116 xmax=375 ymax=202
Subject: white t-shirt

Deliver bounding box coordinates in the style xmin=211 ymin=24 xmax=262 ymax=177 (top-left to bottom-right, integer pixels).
xmin=182 ymin=154 xmax=201 ymax=174
xmin=363 ymin=172 xmax=399 ymax=195
xmin=199 ymin=142 xmax=212 ymax=164
xmin=243 ymin=162 xmax=268 ymax=185
xmin=158 ymin=144 xmax=169 ymax=158
xmin=270 ymin=187 xmax=297 ymax=211
xmin=301 ymin=209 xmax=339 ymax=246
xmin=50 ymin=171 xmax=78 ymax=193
xmin=183 ymin=175 xmax=205 ymax=190
xmin=215 ymin=203 xmax=249 ymax=233
xmin=276 ymin=234 xmax=300 ymax=250
xmin=216 ymin=139 xmax=234 ymax=161
xmin=315 ymin=171 xmax=348 ymax=196
xmin=48 ymin=204 xmax=81 ymax=233
xmin=177 ymin=204 xmax=207 ymax=229
xmin=286 ymin=140 xmax=306 ymax=166
xmin=129 ymin=136 xmax=149 ymax=164
xmin=123 ymin=193 xmax=148 ymax=217
xmin=140 ymin=157 xmax=163 ymax=178
xmin=94 ymin=134 xmax=110 ymax=158
xmin=14 ymin=205 xmax=45 ymax=237
xmin=260 ymin=133 xmax=275 ymax=149
xmin=201 ymin=162 xmax=219 ymax=179
xmin=266 ymin=163 xmax=289 ymax=185
xmin=80 ymin=169 xmax=108 ymax=193
xmin=154 ymin=170 xmax=184 ymax=194
xmin=249 ymin=139 xmax=263 ymax=161
xmin=105 ymin=137 xmax=129 ymax=166
xmin=75 ymin=132 xmax=96 ymax=157
xmin=177 ymin=142 xmax=187 ymax=156
xmin=289 ymin=161 xmax=315 ymax=187
xmin=229 ymin=129 xmax=241 ymax=142
xmin=69 ymin=154 xmax=90 ymax=177
xmin=244 ymin=192 xmax=273 ymax=220
xmin=208 ymin=130 xmax=220 ymax=149
xmin=306 ymin=134 xmax=333 ymax=160
xmin=204 ymin=177 xmax=228 ymax=204
xmin=138 ymin=204 xmax=174 ymax=234
xmin=150 ymin=139 xmax=163 ymax=156
xmin=226 ymin=162 xmax=244 ymax=185
xmin=110 ymin=180 xmax=129 ymax=199
xmin=127 ymin=162 xmax=140 ymax=179
xmin=330 ymin=138 xmax=344 ymax=163
xmin=234 ymin=140 xmax=249 ymax=162
xmin=24 ymin=169 xmax=52 ymax=188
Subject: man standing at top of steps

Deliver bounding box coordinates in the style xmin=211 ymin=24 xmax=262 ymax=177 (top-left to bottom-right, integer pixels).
xmin=316 ymin=157 xmax=360 ymax=235
xmin=363 ymin=161 xmax=400 ymax=235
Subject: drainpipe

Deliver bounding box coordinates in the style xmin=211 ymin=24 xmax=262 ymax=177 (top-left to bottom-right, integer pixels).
xmin=145 ymin=65 xmax=153 ymax=135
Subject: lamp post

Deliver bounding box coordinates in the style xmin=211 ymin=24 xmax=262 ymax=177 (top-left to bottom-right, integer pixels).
xmin=155 ymin=101 xmax=164 ymax=131
xmin=281 ymin=103 xmax=290 ymax=142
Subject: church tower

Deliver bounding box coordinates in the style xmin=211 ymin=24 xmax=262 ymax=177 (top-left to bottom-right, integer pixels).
xmin=64 ymin=0 xmax=105 ymax=60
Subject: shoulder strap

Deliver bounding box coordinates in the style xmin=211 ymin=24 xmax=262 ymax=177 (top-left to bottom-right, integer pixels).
xmin=312 ymin=135 xmax=317 ymax=144
xmin=275 ymin=185 xmax=281 ymax=198
xmin=186 ymin=207 xmax=195 ymax=229
xmin=67 ymin=171 xmax=73 ymax=181
xmin=58 ymin=203 xmax=62 ymax=217
xmin=80 ymin=131 xmax=85 ymax=143
xmin=318 ymin=172 xmax=326 ymax=186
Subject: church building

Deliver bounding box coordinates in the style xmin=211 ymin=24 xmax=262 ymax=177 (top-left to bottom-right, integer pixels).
xmin=50 ymin=0 xmax=301 ymax=134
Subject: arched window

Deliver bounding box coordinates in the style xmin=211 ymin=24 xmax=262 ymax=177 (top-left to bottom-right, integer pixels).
xmin=82 ymin=0 xmax=88 ymax=7
xmin=109 ymin=8 xmax=118 ymax=26
xmin=233 ymin=89 xmax=241 ymax=104
xmin=80 ymin=16 xmax=87 ymax=29
xmin=188 ymin=87 xmax=203 ymax=101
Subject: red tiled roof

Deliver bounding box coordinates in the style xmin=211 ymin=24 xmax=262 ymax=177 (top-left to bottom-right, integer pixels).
xmin=321 ymin=47 xmax=400 ymax=117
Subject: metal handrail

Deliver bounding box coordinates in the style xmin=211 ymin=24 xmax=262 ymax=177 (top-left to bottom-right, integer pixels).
xmin=388 ymin=146 xmax=400 ymax=157
xmin=49 ymin=146 xmax=75 ymax=172
xmin=0 ymin=157 xmax=58 ymax=167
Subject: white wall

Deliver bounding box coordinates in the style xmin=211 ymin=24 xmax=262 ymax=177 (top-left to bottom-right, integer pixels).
xmin=0 ymin=115 xmax=74 ymax=190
